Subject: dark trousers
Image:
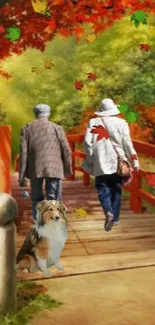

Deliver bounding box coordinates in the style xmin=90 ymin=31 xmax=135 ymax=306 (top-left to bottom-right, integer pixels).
xmin=30 ymin=177 xmax=62 ymax=220
xmin=95 ymin=173 xmax=122 ymax=221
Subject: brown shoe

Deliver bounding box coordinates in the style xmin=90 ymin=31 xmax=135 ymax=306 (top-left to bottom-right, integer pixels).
xmin=104 ymin=212 xmax=114 ymax=232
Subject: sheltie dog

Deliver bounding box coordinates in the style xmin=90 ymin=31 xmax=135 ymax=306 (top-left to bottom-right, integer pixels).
xmin=16 ymin=200 xmax=68 ymax=276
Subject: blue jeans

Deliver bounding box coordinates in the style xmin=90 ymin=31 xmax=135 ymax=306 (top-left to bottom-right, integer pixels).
xmin=30 ymin=178 xmax=62 ymax=220
xmin=95 ymin=173 xmax=122 ymax=222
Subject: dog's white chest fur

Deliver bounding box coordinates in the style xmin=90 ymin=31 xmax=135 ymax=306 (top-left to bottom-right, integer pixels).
xmin=37 ymin=224 xmax=67 ymax=267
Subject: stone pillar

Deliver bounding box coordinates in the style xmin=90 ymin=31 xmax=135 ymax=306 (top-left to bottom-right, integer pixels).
xmin=0 ymin=193 xmax=18 ymax=315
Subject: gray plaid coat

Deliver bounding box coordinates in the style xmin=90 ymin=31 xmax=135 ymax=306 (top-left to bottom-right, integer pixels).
xmin=19 ymin=118 xmax=73 ymax=179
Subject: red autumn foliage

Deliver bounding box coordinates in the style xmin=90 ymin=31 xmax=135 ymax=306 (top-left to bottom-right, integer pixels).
xmin=145 ymin=173 xmax=155 ymax=187
xmin=74 ymin=80 xmax=84 ymax=90
xmin=87 ymin=72 xmax=98 ymax=81
xmin=131 ymin=154 xmax=138 ymax=160
xmin=90 ymin=125 xmax=109 ymax=141
xmin=0 ymin=0 xmax=154 ymax=78
xmin=139 ymin=44 xmax=151 ymax=52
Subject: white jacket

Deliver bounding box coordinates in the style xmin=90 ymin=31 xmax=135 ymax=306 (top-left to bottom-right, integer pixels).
xmin=82 ymin=116 xmax=140 ymax=176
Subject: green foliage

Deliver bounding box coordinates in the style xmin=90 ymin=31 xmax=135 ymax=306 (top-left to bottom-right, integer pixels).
xmin=0 ymin=281 xmax=62 ymax=325
xmin=0 ymin=104 xmax=8 ymax=124
xmin=0 ymin=14 xmax=154 ymax=158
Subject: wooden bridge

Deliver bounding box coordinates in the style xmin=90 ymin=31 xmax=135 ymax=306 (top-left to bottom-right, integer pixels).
xmin=12 ymin=133 xmax=155 ymax=280
xmin=0 ymin=126 xmax=155 ymax=280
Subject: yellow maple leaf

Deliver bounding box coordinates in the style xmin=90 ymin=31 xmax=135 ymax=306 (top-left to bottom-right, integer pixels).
xmin=31 ymin=0 xmax=48 ymax=14
xmin=75 ymin=208 xmax=88 ymax=219
xmin=85 ymin=34 xmax=97 ymax=43
xmin=44 ymin=59 xmax=54 ymax=69
xmin=31 ymin=67 xmax=40 ymax=75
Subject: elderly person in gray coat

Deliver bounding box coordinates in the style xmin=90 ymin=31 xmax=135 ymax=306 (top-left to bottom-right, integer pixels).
xmin=18 ymin=104 xmax=73 ymax=220
xmin=82 ymin=98 xmax=140 ymax=232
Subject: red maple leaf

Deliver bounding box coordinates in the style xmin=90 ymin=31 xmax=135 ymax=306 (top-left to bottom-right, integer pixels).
xmin=87 ymin=73 xmax=98 ymax=81
xmin=76 ymin=14 xmax=86 ymax=23
xmin=47 ymin=19 xmax=56 ymax=31
xmin=0 ymin=25 xmax=5 ymax=33
xmin=139 ymin=44 xmax=151 ymax=52
xmin=145 ymin=173 xmax=155 ymax=187
xmin=74 ymin=80 xmax=84 ymax=90
xmin=90 ymin=125 xmax=109 ymax=141
xmin=131 ymin=154 xmax=138 ymax=160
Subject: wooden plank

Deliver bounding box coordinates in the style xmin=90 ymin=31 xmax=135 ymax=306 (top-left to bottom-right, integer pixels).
xmin=84 ymin=238 xmax=155 ymax=255
xmin=67 ymin=212 xmax=155 ymax=221
xmin=16 ymin=249 xmax=155 ymax=281
xmin=76 ymin=229 xmax=155 ymax=242
xmin=69 ymin=218 xmax=155 ymax=231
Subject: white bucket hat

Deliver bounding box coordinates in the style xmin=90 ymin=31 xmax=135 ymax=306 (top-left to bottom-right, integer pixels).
xmin=95 ymin=98 xmax=120 ymax=116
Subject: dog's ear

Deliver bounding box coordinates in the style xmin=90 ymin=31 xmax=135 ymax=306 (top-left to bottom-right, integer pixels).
xmin=59 ymin=202 xmax=67 ymax=212
xmin=37 ymin=200 xmax=47 ymax=212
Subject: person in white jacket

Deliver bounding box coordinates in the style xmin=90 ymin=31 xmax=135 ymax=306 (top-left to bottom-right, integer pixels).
xmin=82 ymin=98 xmax=140 ymax=232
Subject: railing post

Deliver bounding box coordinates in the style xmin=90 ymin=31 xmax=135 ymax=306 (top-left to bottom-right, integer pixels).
xmin=130 ymin=172 xmax=142 ymax=213
xmin=0 ymin=193 xmax=18 ymax=316
xmin=68 ymin=142 xmax=75 ymax=181
xmin=83 ymin=172 xmax=90 ymax=186
xmin=0 ymin=126 xmax=11 ymax=194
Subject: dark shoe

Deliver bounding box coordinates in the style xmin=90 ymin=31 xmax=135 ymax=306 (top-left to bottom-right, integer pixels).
xmin=104 ymin=212 xmax=114 ymax=232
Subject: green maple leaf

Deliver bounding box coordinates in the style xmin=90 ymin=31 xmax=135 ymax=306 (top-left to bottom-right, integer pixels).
xmin=45 ymin=11 xmax=51 ymax=17
xmin=130 ymin=10 xmax=148 ymax=28
xmin=125 ymin=110 xmax=139 ymax=123
xmin=117 ymin=103 xmax=130 ymax=113
xmin=4 ymin=26 xmax=20 ymax=41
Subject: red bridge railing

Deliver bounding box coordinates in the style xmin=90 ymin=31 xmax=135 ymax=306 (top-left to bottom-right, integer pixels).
xmin=14 ymin=134 xmax=155 ymax=214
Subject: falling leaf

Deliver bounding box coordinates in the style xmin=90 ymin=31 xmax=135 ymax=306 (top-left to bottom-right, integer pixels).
xmin=131 ymin=154 xmax=138 ymax=161
xmin=4 ymin=26 xmax=20 ymax=42
xmin=44 ymin=58 xmax=54 ymax=69
xmin=45 ymin=11 xmax=51 ymax=17
xmin=31 ymin=0 xmax=48 ymax=14
xmin=117 ymin=103 xmax=130 ymax=114
xmin=75 ymin=208 xmax=88 ymax=219
xmin=145 ymin=173 xmax=155 ymax=187
xmin=87 ymin=87 xmax=97 ymax=98
xmin=74 ymin=80 xmax=84 ymax=90
xmin=139 ymin=44 xmax=151 ymax=52
xmin=87 ymin=73 xmax=98 ymax=81
xmin=0 ymin=70 xmax=12 ymax=79
xmin=130 ymin=10 xmax=148 ymax=28
xmin=125 ymin=110 xmax=139 ymax=123
xmin=90 ymin=125 xmax=109 ymax=141
xmin=31 ymin=67 xmax=40 ymax=75
xmin=85 ymin=33 xmax=97 ymax=43
xmin=0 ymin=25 xmax=5 ymax=33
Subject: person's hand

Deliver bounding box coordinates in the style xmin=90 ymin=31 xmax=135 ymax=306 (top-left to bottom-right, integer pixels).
xmin=18 ymin=178 xmax=27 ymax=187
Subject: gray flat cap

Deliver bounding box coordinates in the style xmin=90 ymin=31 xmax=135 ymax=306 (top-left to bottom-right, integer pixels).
xmin=33 ymin=104 xmax=51 ymax=115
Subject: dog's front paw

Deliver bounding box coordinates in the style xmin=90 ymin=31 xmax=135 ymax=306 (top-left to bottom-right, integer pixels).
xmin=43 ymin=269 xmax=53 ymax=277
xmin=55 ymin=263 xmax=64 ymax=271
